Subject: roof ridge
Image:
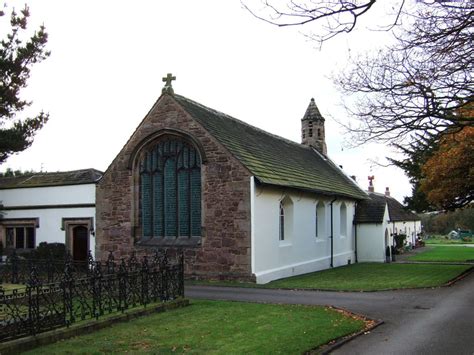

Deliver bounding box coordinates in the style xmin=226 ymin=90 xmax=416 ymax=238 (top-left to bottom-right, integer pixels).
xmin=174 ymin=94 xmax=312 ymax=152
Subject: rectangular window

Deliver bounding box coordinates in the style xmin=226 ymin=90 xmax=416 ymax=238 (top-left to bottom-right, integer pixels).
xmin=5 ymin=226 xmax=36 ymax=249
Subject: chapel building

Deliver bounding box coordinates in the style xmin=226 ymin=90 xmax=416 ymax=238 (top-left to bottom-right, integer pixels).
xmin=95 ymin=76 xmax=367 ymax=283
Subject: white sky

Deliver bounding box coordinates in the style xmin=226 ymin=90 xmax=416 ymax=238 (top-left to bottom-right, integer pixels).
xmin=2 ymin=0 xmax=411 ymax=202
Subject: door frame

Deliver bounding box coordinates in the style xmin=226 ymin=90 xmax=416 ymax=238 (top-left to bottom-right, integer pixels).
xmin=61 ymin=217 xmax=94 ymax=258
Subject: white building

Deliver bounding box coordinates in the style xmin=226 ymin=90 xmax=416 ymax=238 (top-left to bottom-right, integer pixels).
xmin=0 ymin=169 xmax=102 ymax=261
xmin=355 ymin=186 xmax=422 ymax=263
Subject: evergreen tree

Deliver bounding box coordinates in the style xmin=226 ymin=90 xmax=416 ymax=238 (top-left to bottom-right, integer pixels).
xmin=0 ymin=5 xmax=50 ymax=164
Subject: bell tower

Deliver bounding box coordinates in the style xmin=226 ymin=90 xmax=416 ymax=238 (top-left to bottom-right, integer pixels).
xmin=301 ymin=98 xmax=327 ymax=155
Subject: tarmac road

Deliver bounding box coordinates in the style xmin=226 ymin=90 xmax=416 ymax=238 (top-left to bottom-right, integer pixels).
xmin=185 ymin=271 xmax=474 ymax=354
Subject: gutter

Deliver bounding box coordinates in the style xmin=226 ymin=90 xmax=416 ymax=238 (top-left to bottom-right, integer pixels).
xmin=330 ymin=196 xmax=337 ymax=267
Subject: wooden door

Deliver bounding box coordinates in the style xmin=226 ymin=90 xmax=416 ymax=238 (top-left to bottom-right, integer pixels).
xmin=72 ymin=226 xmax=88 ymax=261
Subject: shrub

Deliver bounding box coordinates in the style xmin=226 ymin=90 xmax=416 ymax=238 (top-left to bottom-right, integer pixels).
xmin=394 ymin=234 xmax=407 ymax=251
xmin=25 ymin=242 xmax=66 ymax=260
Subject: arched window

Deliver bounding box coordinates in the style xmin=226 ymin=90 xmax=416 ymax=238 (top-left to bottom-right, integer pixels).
xmin=340 ymin=202 xmax=347 ymax=236
xmin=279 ymin=200 xmax=285 ymax=241
xmin=279 ymin=196 xmax=293 ymax=242
xmin=316 ymin=201 xmax=325 ymax=237
xmin=139 ymin=137 xmax=201 ymax=239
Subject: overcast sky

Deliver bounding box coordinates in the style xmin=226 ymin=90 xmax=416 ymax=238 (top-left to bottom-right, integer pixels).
xmin=2 ymin=0 xmax=411 ymax=201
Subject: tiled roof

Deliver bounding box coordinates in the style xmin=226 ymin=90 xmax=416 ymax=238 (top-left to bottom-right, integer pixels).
xmin=0 ymin=169 xmax=103 ymax=189
xmin=174 ymin=95 xmax=367 ymax=200
xmin=354 ymin=192 xmax=420 ymax=223
xmin=354 ymin=193 xmax=387 ymax=223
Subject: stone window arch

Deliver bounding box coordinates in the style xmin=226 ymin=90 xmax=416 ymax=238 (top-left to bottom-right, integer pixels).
xmin=134 ymin=134 xmax=202 ymax=243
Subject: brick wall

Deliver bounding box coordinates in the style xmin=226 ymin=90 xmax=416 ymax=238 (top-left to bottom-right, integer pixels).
xmin=96 ymin=94 xmax=253 ymax=281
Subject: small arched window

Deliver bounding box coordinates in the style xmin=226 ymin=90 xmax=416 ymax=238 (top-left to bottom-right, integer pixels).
xmin=279 ymin=200 xmax=285 ymax=241
xmin=316 ymin=202 xmax=325 ymax=237
xmin=139 ymin=137 xmax=201 ymax=240
xmin=340 ymin=202 xmax=347 ymax=236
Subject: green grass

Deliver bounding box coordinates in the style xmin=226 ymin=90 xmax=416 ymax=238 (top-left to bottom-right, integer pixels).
xmin=425 ymin=235 xmax=473 ymax=245
xmin=25 ymin=300 xmax=366 ymax=354
xmin=408 ymin=245 xmax=474 ymax=262
xmin=188 ymin=263 xmax=471 ymax=291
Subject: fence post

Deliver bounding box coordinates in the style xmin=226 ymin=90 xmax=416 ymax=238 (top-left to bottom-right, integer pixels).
xmin=118 ymin=258 xmax=127 ymax=312
xmin=62 ymin=260 xmax=74 ymax=326
xmin=179 ymin=250 xmax=185 ymax=298
xmin=92 ymin=262 xmax=103 ymax=319
xmin=141 ymin=255 xmax=149 ymax=307
xmin=10 ymin=250 xmax=19 ymax=284
xmin=27 ymin=266 xmax=41 ymax=336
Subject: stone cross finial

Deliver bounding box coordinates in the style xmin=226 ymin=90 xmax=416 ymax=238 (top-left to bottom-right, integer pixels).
xmin=162 ymin=73 xmax=176 ymax=95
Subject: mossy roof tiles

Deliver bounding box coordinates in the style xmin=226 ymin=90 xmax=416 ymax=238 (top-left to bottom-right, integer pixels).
xmin=0 ymin=169 xmax=103 ymax=189
xmin=174 ymin=95 xmax=367 ymax=200
xmin=354 ymin=192 xmax=420 ymax=223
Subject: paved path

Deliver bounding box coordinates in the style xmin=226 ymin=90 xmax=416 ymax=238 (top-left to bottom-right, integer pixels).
xmin=185 ymin=271 xmax=474 ymax=354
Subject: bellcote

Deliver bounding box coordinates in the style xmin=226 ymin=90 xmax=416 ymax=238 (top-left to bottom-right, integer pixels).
xmin=301 ymin=98 xmax=327 ymax=155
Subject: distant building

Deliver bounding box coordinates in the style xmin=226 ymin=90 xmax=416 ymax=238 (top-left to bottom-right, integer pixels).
xmin=355 ymin=185 xmax=422 ymax=262
xmin=0 ymin=169 xmax=102 ymax=261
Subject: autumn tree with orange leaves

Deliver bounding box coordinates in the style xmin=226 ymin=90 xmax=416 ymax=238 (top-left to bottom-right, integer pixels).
xmin=420 ymin=127 xmax=474 ymax=211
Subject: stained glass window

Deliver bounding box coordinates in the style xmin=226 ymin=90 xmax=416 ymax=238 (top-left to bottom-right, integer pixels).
xmin=139 ymin=137 xmax=201 ymax=239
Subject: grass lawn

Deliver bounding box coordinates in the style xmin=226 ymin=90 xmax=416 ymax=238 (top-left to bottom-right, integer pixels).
xmin=408 ymin=245 xmax=474 ymax=262
xmin=188 ymin=263 xmax=472 ymax=291
xmin=25 ymin=300 xmax=367 ymax=354
xmin=425 ymin=236 xmax=473 ymax=245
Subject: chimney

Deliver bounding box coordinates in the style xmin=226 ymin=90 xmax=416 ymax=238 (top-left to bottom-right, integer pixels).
xmin=385 ymin=187 xmax=391 ymax=197
xmin=368 ymin=175 xmax=375 ymax=192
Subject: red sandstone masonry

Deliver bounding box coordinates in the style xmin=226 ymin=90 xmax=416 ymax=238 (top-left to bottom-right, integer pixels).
xmin=96 ymin=94 xmax=253 ymax=281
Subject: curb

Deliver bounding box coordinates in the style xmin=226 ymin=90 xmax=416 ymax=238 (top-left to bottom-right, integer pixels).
xmin=306 ymin=306 xmax=384 ymax=354
xmin=0 ymin=298 xmax=189 ymax=355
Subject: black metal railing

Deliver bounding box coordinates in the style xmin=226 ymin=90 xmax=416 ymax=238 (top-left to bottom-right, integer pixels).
xmin=0 ymin=250 xmax=93 ymax=285
xmin=0 ymin=250 xmax=184 ymax=343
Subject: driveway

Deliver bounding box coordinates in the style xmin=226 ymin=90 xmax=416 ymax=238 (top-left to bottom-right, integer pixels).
xmin=185 ymin=271 xmax=474 ymax=354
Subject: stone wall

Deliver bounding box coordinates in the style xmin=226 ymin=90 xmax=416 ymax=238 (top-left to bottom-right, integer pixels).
xmin=96 ymin=94 xmax=253 ymax=281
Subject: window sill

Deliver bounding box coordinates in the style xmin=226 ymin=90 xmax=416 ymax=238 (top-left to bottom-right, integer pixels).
xmin=136 ymin=236 xmax=201 ymax=247
xmin=315 ymin=238 xmax=326 ymax=243
xmin=279 ymin=241 xmax=292 ymax=247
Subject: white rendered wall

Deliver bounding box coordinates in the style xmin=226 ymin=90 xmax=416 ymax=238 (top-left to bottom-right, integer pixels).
xmin=0 ymin=184 xmax=96 ymax=257
xmin=356 ymin=205 xmax=391 ymax=263
xmin=0 ymin=184 xmax=95 ymax=206
xmin=252 ymin=184 xmax=356 ymax=284
xmin=388 ymin=220 xmax=422 ymax=247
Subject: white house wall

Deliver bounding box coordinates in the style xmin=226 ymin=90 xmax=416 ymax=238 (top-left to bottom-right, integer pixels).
xmin=0 ymin=184 xmax=96 ymax=257
xmin=388 ymin=220 xmax=422 ymax=246
xmin=252 ymin=184 xmax=356 ymax=284
xmin=356 ymin=205 xmax=390 ymax=263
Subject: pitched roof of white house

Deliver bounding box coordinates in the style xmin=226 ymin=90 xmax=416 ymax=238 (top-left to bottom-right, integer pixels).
xmin=354 ymin=192 xmax=420 ymax=223
xmin=0 ymin=169 xmax=103 ymax=189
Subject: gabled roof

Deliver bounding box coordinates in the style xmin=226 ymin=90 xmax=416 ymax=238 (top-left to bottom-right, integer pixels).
xmin=0 ymin=169 xmax=103 ymax=189
xmin=174 ymin=95 xmax=367 ymax=200
xmin=354 ymin=192 xmax=420 ymax=223
xmin=354 ymin=193 xmax=387 ymax=223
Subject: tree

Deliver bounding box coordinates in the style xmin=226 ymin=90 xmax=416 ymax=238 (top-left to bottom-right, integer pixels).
xmin=242 ymin=0 xmax=402 ymax=45
xmin=335 ymin=1 xmax=473 ymax=146
xmin=245 ymin=1 xmax=473 ymax=210
xmin=419 ymin=127 xmax=473 ymax=210
xmin=0 ymin=4 xmax=50 ymax=164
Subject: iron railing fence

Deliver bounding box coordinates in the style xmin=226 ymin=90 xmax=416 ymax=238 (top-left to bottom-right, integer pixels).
xmin=0 ymin=250 xmax=93 ymax=285
xmin=0 ymin=250 xmax=184 ymax=343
